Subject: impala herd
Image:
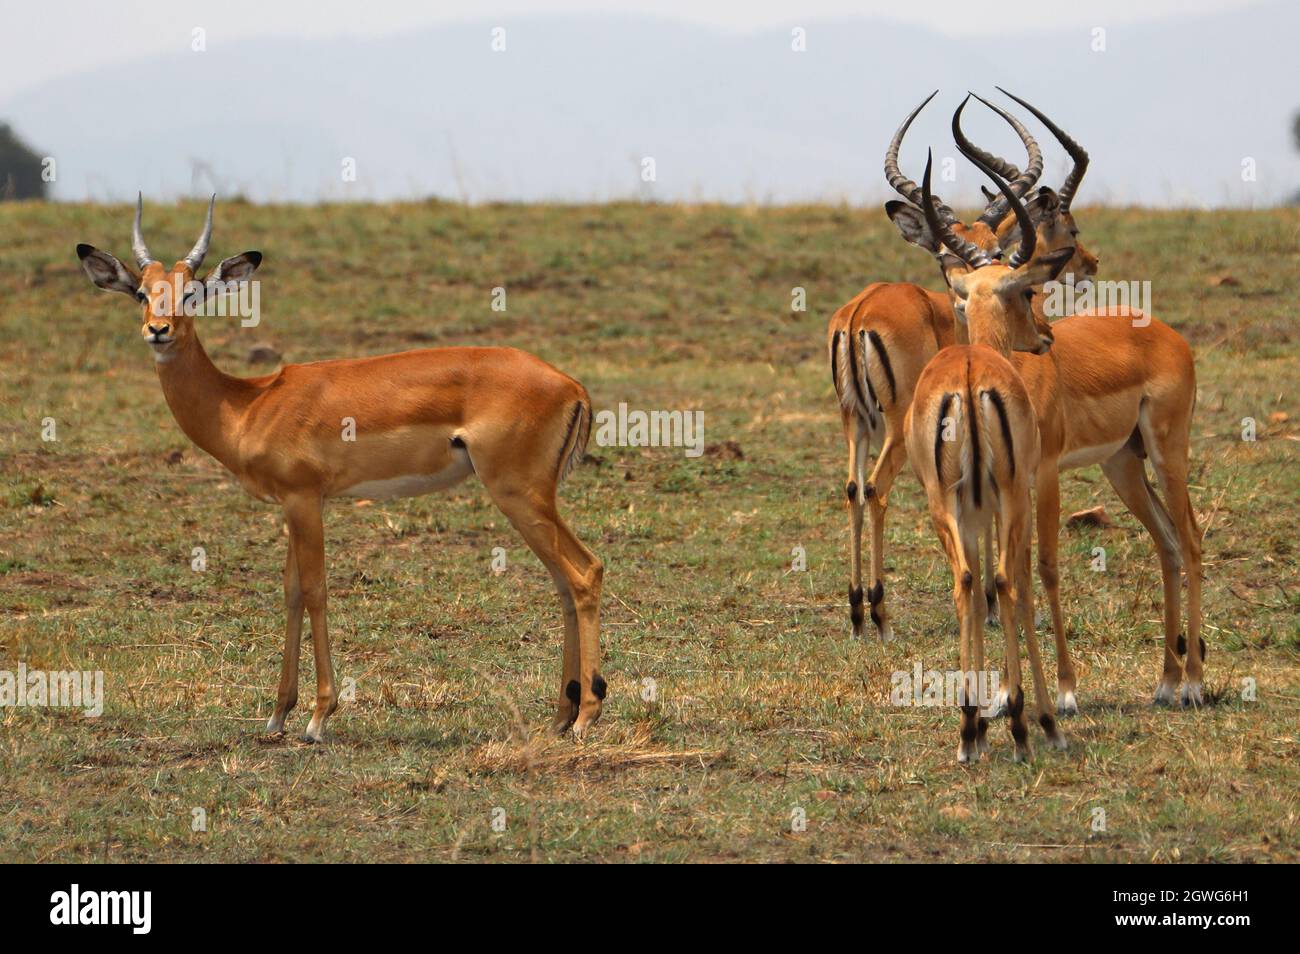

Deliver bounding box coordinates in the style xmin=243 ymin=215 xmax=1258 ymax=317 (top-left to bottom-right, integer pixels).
xmin=75 ymin=89 xmax=1203 ymax=763
xmin=833 ymin=90 xmax=1203 ymax=760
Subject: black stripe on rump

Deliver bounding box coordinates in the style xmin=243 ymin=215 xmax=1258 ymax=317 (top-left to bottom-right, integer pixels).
xmin=830 ymin=330 xmax=843 ymax=396
xmin=846 ymin=326 xmax=869 ymax=415
xmin=867 ymin=330 xmax=896 ymax=403
xmin=934 ymin=392 xmax=954 ymax=485
xmin=857 ymin=331 xmax=879 ymax=412
xmin=556 ymin=402 xmax=582 ymax=478
xmin=984 ymin=388 xmax=1016 ymax=478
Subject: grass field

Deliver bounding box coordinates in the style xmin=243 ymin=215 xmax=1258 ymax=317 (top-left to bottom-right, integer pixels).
xmin=0 ymin=199 xmax=1297 ymax=863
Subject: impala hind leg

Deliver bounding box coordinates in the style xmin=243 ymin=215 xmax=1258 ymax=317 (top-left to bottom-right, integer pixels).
xmin=864 ymin=430 xmax=907 ymax=641
xmin=979 ymin=522 xmax=1010 ymax=718
xmin=1101 ymin=450 xmax=1186 ymax=706
xmin=1034 ymin=463 xmax=1077 ymax=715
xmin=284 ymin=494 xmax=337 ymax=743
xmin=981 ymin=527 xmax=999 ymax=628
xmin=930 ymin=514 xmax=980 ymax=764
xmin=965 ymin=539 xmax=991 ymax=757
xmin=842 ymin=411 xmax=870 ymax=639
xmin=546 ymin=568 xmax=582 ymax=735
xmin=992 ymin=522 xmax=1028 ymax=761
xmin=1147 ymin=439 xmax=1205 ymax=707
xmin=266 ymin=535 xmax=303 ymax=735
xmin=488 ymin=485 xmax=604 ymax=738
xmin=1014 ymin=527 xmax=1066 ymax=755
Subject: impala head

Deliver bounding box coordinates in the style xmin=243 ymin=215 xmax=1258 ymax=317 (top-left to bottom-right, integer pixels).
xmin=919 ymin=149 xmax=1072 ymax=356
xmin=76 ymin=195 xmax=262 ymax=361
xmin=883 ymin=91 xmax=1043 ymax=267
xmin=979 ymin=88 xmax=1098 ymax=284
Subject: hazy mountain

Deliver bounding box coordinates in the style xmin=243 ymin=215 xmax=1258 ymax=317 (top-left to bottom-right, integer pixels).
xmin=3 ymin=5 xmax=1297 ymax=206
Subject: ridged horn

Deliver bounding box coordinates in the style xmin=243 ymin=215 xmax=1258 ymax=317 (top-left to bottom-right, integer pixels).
xmin=131 ymin=193 xmax=155 ymax=269
xmin=995 ymin=87 xmax=1089 ymax=211
xmin=952 ymin=94 xmax=1042 ymax=226
xmin=885 ymin=91 xmax=955 ymax=223
xmin=958 ymin=141 xmax=1038 ymax=268
xmin=920 ymin=150 xmax=991 ymax=270
xmin=183 ymin=195 xmax=216 ymax=272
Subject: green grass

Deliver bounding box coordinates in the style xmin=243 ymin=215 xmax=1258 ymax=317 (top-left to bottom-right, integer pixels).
xmin=0 ymin=198 xmax=1297 ymax=862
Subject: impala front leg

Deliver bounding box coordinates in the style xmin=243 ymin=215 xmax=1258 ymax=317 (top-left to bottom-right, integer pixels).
xmin=266 ymin=536 xmax=303 ymax=735
xmin=285 ymin=494 xmax=337 ymax=743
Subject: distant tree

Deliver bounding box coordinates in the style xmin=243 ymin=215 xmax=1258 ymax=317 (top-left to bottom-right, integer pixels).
xmin=1293 ymin=111 xmax=1300 ymax=205
xmin=0 ymin=123 xmax=47 ymax=201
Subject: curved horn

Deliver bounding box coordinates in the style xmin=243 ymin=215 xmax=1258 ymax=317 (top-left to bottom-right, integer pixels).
xmin=920 ymin=150 xmax=991 ymax=270
xmin=885 ymin=91 xmax=955 ymax=221
xmin=995 ymin=87 xmax=1088 ymax=211
xmin=183 ymin=195 xmax=216 ymax=272
xmin=952 ymin=94 xmax=1043 ymax=226
xmin=959 ymin=140 xmax=1038 ymax=268
xmin=131 ymin=192 xmax=155 ymax=269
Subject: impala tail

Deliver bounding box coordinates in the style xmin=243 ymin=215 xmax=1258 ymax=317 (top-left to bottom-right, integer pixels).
xmin=931 ymin=377 xmax=1023 ymax=526
xmin=558 ymin=392 xmax=593 ymax=483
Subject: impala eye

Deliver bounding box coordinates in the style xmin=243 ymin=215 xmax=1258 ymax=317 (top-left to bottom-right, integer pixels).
xmin=136 ymin=290 xmax=148 ymax=304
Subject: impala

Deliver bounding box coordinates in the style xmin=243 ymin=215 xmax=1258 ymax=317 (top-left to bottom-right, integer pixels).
xmin=828 ymin=90 xmax=1047 ymax=641
xmin=892 ymin=97 xmax=1205 ymax=710
xmin=76 ymin=197 xmax=606 ymax=741
xmin=906 ymin=150 xmax=1071 ymax=762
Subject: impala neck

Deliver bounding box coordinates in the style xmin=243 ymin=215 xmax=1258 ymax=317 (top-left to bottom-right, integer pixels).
xmin=964 ymin=307 xmax=1013 ymax=358
xmin=154 ymin=331 xmax=257 ymax=471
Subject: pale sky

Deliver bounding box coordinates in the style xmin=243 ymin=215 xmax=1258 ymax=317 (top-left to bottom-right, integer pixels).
xmin=1 ymin=0 xmax=1263 ymax=99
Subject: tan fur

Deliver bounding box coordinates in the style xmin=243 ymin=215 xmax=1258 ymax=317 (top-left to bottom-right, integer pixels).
xmin=79 ymin=229 xmax=605 ymax=742
xmin=853 ymin=194 xmax=1203 ymax=707
xmin=905 ymin=260 xmax=1066 ymax=762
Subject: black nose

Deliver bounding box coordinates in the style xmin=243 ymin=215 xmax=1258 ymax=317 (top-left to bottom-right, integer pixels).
xmin=147 ymin=324 xmax=170 ymax=336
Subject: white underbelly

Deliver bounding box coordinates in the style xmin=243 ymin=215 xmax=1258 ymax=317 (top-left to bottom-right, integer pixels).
xmin=1059 ymin=437 xmax=1128 ymax=471
xmin=335 ymin=459 xmax=473 ymax=500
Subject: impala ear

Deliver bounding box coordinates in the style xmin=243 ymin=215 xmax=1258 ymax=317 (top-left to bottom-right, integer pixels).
xmin=885 ymin=201 xmax=940 ymax=254
xmin=76 ymin=244 xmax=140 ymax=298
xmin=184 ymin=251 xmax=263 ymax=310
xmin=999 ymin=188 xmax=1062 ymax=247
xmin=980 ymin=185 xmax=996 ymax=204
xmin=207 ymin=251 xmax=262 ymax=283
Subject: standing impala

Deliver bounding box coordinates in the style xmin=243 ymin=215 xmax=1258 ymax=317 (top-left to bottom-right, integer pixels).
xmin=76 ymin=197 xmax=606 ymax=741
xmin=828 ymin=90 xmax=1048 ymax=641
xmin=886 ymin=96 xmax=1205 ymax=710
xmin=906 ymin=150 xmax=1071 ymax=762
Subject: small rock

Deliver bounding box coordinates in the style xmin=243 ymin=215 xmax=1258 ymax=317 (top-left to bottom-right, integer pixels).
xmin=1066 ymin=506 xmax=1113 ymax=529
xmin=1207 ymin=274 xmax=1240 ymax=287
xmin=247 ymin=342 xmax=282 ymax=364
xmin=165 ymin=450 xmax=184 ymax=465
xmin=704 ymin=440 xmax=744 ymax=460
